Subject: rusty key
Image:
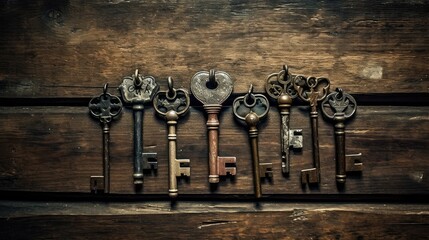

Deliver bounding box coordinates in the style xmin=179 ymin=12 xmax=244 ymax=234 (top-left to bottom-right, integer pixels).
xmin=153 ymin=77 xmax=191 ymax=198
xmin=88 ymin=83 xmax=122 ymax=193
xmin=266 ymin=65 xmax=303 ymax=174
xmin=293 ymin=75 xmax=330 ymax=185
xmin=321 ymin=88 xmax=362 ymax=184
xmin=190 ymin=69 xmax=236 ymax=184
xmin=233 ymin=85 xmax=272 ymax=198
xmin=119 ymin=69 xmax=159 ymax=185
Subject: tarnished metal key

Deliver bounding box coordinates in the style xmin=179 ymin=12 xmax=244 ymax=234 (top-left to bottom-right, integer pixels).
xmin=266 ymin=65 xmax=303 ymax=174
xmin=233 ymin=85 xmax=272 ymax=198
xmin=321 ymin=88 xmax=363 ymax=184
xmin=119 ymin=69 xmax=159 ymax=185
xmin=191 ymin=69 xmax=236 ymax=184
xmin=293 ymin=75 xmax=330 ymax=185
xmin=153 ymin=77 xmax=191 ymax=198
xmin=88 ymin=83 xmax=122 ymax=193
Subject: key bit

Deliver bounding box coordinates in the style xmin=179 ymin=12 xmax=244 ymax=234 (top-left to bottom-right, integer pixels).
xmin=119 ymin=69 xmax=159 ymax=185
xmin=88 ymin=83 xmax=122 ymax=193
xmin=233 ymin=85 xmax=271 ymax=198
xmin=266 ymin=65 xmax=302 ymax=175
xmin=294 ymin=74 xmax=330 ymax=185
xmin=191 ymin=69 xmax=236 ymax=184
xmin=322 ymin=88 xmax=362 ymax=184
xmin=154 ymin=77 xmax=191 ymax=198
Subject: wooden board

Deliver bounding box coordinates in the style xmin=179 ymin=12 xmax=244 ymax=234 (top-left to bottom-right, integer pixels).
xmin=0 ymin=105 xmax=427 ymax=195
xmin=1 ymin=0 xmax=428 ymax=98
xmin=1 ymin=201 xmax=428 ymax=239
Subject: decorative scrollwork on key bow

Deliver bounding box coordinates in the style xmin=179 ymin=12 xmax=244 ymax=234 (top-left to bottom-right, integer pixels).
xmin=89 ymin=83 xmax=122 ymax=123
xmin=293 ymin=75 xmax=330 ymax=109
xmin=233 ymin=85 xmax=270 ymax=121
xmin=153 ymin=77 xmax=190 ymax=117
xmin=321 ymin=88 xmax=357 ymax=120
xmin=265 ymin=65 xmax=298 ymax=100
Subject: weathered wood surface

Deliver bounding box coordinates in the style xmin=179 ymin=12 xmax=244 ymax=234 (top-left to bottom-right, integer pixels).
xmin=0 ymin=105 xmax=427 ymax=195
xmin=1 ymin=1 xmax=428 ymax=98
xmin=0 ymin=201 xmax=428 ymax=239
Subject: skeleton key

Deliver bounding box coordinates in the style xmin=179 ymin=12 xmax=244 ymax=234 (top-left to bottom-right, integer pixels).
xmin=153 ymin=77 xmax=191 ymax=198
xmin=233 ymin=85 xmax=272 ymax=198
xmin=321 ymin=88 xmax=362 ymax=184
xmin=265 ymin=65 xmax=303 ymax=174
xmin=293 ymin=75 xmax=330 ymax=185
xmin=88 ymin=83 xmax=123 ymax=193
xmin=119 ymin=69 xmax=159 ymax=185
xmin=190 ymin=69 xmax=236 ymax=184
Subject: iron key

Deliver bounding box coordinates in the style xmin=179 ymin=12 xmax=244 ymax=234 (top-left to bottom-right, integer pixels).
xmin=233 ymin=85 xmax=272 ymax=198
xmin=191 ymin=69 xmax=236 ymax=184
xmin=154 ymin=77 xmax=191 ymax=198
xmin=88 ymin=83 xmax=122 ymax=193
xmin=266 ymin=65 xmax=303 ymax=174
xmin=293 ymin=75 xmax=330 ymax=185
xmin=119 ymin=69 xmax=159 ymax=185
xmin=321 ymin=88 xmax=362 ymax=184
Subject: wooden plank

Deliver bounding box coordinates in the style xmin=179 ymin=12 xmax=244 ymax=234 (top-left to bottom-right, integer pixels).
xmin=0 ymin=105 xmax=428 ymax=195
xmin=0 ymin=1 xmax=428 ymax=97
xmin=0 ymin=201 xmax=428 ymax=239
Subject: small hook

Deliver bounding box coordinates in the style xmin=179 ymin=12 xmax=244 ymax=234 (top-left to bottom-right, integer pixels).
xmin=103 ymin=83 xmax=108 ymax=96
xmin=209 ymin=69 xmax=216 ymax=84
xmin=248 ymin=84 xmax=253 ymax=95
xmin=166 ymin=76 xmax=176 ymax=100
xmin=336 ymin=87 xmax=343 ymax=99
xmin=134 ymin=69 xmax=142 ymax=88
xmin=282 ymin=65 xmax=288 ymax=81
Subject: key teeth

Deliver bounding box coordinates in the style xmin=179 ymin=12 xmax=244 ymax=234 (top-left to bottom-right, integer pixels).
xmin=218 ymin=156 xmax=237 ymax=176
xmin=289 ymin=129 xmax=303 ymax=149
xmin=346 ymin=153 xmax=363 ymax=172
xmin=176 ymin=158 xmax=191 ymax=177
xmin=301 ymin=168 xmax=319 ymax=184
xmin=259 ymin=163 xmax=273 ymax=178
xmin=142 ymin=153 xmax=158 ymax=170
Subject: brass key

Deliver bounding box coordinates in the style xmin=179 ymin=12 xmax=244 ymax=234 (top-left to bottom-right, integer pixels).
xmin=153 ymin=77 xmax=191 ymax=198
xmin=321 ymin=88 xmax=362 ymax=184
xmin=88 ymin=83 xmax=122 ymax=193
xmin=233 ymin=85 xmax=272 ymax=198
xmin=190 ymin=69 xmax=236 ymax=184
xmin=293 ymin=75 xmax=330 ymax=185
xmin=266 ymin=65 xmax=303 ymax=174
xmin=119 ymin=69 xmax=159 ymax=185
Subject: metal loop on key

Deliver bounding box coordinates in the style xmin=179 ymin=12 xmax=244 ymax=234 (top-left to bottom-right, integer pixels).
xmin=154 ymin=77 xmax=190 ymax=117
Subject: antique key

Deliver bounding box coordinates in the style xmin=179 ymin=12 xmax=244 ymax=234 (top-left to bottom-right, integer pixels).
xmin=293 ymin=75 xmax=330 ymax=185
xmin=321 ymin=88 xmax=363 ymax=184
xmin=88 ymin=83 xmax=122 ymax=193
xmin=233 ymin=85 xmax=272 ymax=198
xmin=190 ymin=69 xmax=236 ymax=184
xmin=265 ymin=65 xmax=303 ymax=174
xmin=119 ymin=69 xmax=159 ymax=185
xmin=153 ymin=77 xmax=191 ymax=198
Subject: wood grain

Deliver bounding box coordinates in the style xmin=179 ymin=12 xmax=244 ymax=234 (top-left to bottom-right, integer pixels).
xmin=0 ymin=105 xmax=427 ymax=195
xmin=0 ymin=201 xmax=428 ymax=239
xmin=0 ymin=0 xmax=428 ymax=97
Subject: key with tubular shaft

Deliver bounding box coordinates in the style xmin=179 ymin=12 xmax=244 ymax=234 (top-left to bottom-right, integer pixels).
xmin=88 ymin=83 xmax=122 ymax=193
xmin=293 ymin=75 xmax=330 ymax=185
xmin=119 ymin=69 xmax=159 ymax=185
xmin=233 ymin=85 xmax=272 ymax=198
xmin=265 ymin=65 xmax=303 ymax=174
xmin=153 ymin=77 xmax=191 ymax=198
xmin=191 ymin=69 xmax=236 ymax=184
xmin=321 ymin=88 xmax=363 ymax=184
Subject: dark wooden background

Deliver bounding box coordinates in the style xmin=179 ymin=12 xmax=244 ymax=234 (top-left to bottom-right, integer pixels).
xmin=0 ymin=0 xmax=428 ymax=239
